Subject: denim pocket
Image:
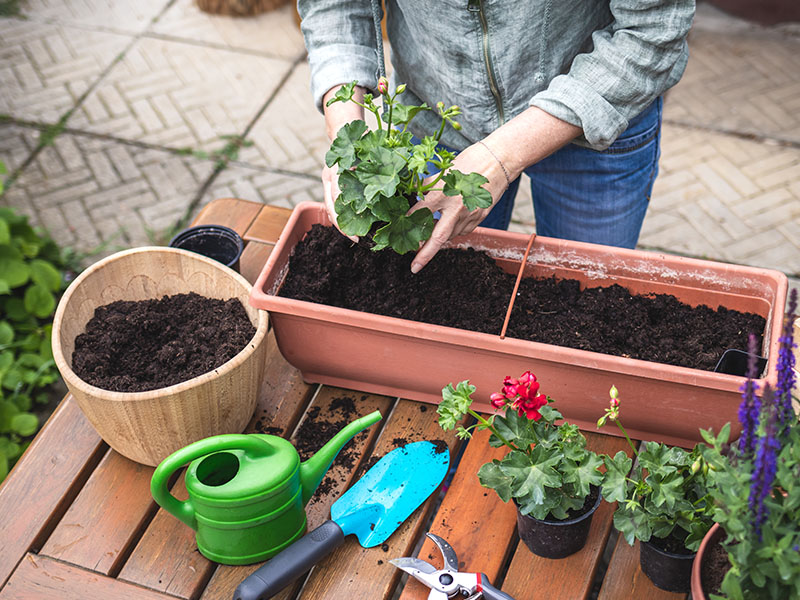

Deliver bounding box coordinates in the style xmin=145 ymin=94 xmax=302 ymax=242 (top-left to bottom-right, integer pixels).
xmin=602 ymin=98 xmax=662 ymax=155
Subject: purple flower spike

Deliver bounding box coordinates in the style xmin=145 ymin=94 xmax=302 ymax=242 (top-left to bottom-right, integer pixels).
xmin=776 ymin=289 xmax=797 ymax=432
xmin=749 ymin=386 xmax=780 ymax=540
xmin=738 ymin=333 xmax=761 ymax=456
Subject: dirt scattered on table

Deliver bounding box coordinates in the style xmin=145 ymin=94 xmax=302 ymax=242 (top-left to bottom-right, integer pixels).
xmin=279 ymin=225 xmax=766 ymax=371
xmin=72 ymin=292 xmax=255 ymax=392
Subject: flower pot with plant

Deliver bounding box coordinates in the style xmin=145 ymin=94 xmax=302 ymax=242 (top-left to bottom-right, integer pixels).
xmin=694 ymin=290 xmax=799 ymax=600
xmin=597 ymin=386 xmax=716 ymax=593
xmin=250 ymin=78 xmax=788 ymax=448
xmin=437 ymin=371 xmax=605 ymax=559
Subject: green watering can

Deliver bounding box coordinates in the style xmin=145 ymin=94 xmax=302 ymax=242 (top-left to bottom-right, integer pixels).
xmin=150 ymin=410 xmax=382 ymax=565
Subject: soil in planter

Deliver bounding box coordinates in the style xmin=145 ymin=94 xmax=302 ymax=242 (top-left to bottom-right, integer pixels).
xmin=72 ymin=292 xmax=255 ymax=392
xmin=278 ymin=225 xmax=766 ymax=371
xmin=701 ymin=533 xmax=732 ymax=597
xmin=650 ymin=530 xmax=695 ymax=556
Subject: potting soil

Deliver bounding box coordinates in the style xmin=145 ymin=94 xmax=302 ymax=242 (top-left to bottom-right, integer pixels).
xmin=278 ymin=225 xmax=766 ymax=372
xmin=72 ymin=292 xmax=255 ymax=392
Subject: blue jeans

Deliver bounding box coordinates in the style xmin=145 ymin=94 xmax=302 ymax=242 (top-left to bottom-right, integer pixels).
xmin=478 ymin=97 xmax=663 ymax=249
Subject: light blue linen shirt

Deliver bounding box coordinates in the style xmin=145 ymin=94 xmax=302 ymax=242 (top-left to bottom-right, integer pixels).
xmin=298 ymin=0 xmax=694 ymax=151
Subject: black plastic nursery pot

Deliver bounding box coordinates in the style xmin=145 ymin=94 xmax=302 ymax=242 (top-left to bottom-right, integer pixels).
xmin=639 ymin=537 xmax=696 ymax=593
xmin=169 ymin=225 xmax=245 ymax=272
xmin=516 ymin=488 xmax=602 ymax=559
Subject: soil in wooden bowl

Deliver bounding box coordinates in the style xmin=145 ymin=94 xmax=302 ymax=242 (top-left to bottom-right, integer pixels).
xmin=72 ymin=292 xmax=255 ymax=392
xmin=278 ymin=225 xmax=766 ymax=371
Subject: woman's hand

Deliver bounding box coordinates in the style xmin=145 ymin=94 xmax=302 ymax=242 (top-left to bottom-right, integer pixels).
xmin=408 ymin=140 xmax=510 ymax=273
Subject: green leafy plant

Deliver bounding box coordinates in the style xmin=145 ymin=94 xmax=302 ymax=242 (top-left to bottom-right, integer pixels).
xmin=0 ymin=202 xmax=71 ymax=480
xmin=325 ymin=79 xmax=492 ymax=254
xmin=700 ymin=294 xmax=799 ymax=599
xmin=597 ymin=386 xmax=715 ymax=553
xmin=438 ymin=371 xmax=604 ymax=520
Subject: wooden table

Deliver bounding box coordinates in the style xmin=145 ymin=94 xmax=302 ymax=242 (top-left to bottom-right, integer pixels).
xmin=0 ymin=198 xmax=688 ymax=600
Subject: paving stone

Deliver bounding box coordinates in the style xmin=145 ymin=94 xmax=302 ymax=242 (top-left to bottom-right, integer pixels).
xmin=67 ymin=37 xmax=294 ymax=152
xmin=0 ymin=18 xmax=132 ymax=123
xmin=641 ymin=123 xmax=800 ymax=274
xmin=239 ymin=61 xmax=326 ymax=175
xmin=0 ymin=123 xmax=38 ymax=175
xmin=199 ymin=164 xmax=319 ymax=213
xmin=18 ymin=0 xmax=168 ymax=34
xmin=151 ymin=1 xmax=305 ymax=59
xmin=1 ymin=133 xmax=214 ymax=259
xmin=666 ymin=28 xmax=800 ymax=144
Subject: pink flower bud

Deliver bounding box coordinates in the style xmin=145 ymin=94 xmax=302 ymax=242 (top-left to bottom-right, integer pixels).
xmin=609 ymin=397 xmax=620 ymax=408
xmin=490 ymin=392 xmax=506 ymax=409
xmin=377 ymin=77 xmax=389 ymax=95
xmin=519 ymin=371 xmax=537 ymax=386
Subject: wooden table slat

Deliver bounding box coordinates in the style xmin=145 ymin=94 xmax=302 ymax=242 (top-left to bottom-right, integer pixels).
xmin=0 ymin=554 xmax=177 ymax=600
xmin=0 ymin=396 xmax=105 ymax=587
xmin=239 ymin=242 xmax=274 ymax=286
xmin=397 ymin=424 xmax=518 ymax=600
xmin=244 ymin=205 xmax=292 ymax=244
xmin=192 ymin=198 xmax=264 ymax=236
xmin=501 ymin=432 xmax=632 ymax=600
xmin=199 ymin=386 xmax=394 ymax=600
xmin=597 ymin=537 xmax=688 ymax=600
xmin=40 ymin=449 xmax=158 ymax=576
xmin=297 ymin=400 xmax=465 ymax=600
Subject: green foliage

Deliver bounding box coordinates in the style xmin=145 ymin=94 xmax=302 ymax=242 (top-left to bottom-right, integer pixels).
xmin=0 ymin=202 xmax=71 ymax=480
xmin=438 ymin=378 xmax=605 ymax=521
xmin=600 ymin=439 xmax=715 ymax=552
xmin=325 ymin=80 xmax=492 ymax=254
xmin=702 ymin=423 xmax=800 ymax=599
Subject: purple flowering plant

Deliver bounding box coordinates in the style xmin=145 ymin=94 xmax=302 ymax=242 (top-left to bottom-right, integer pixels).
xmin=325 ymin=79 xmax=492 ymax=254
xmin=700 ymin=290 xmax=799 ymax=599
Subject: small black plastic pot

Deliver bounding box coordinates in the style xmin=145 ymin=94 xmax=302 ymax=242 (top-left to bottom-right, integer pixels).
xmin=516 ymin=487 xmax=602 ymax=559
xmin=639 ymin=537 xmax=696 ymax=593
xmin=169 ymin=225 xmax=244 ymax=272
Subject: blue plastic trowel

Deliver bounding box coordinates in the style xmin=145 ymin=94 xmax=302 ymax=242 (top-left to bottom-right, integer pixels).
xmin=234 ymin=440 xmax=451 ymax=600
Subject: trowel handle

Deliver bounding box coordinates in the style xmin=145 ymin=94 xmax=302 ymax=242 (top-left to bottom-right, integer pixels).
xmin=480 ymin=573 xmax=516 ymax=600
xmin=151 ymin=434 xmax=277 ymax=530
xmin=234 ymin=520 xmax=345 ymax=600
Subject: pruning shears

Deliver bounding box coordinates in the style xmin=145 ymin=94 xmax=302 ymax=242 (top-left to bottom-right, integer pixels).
xmin=390 ymin=533 xmax=516 ymax=600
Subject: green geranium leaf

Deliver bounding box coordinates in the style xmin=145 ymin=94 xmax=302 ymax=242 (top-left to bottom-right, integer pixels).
xmin=370 ymin=194 xmax=412 ymax=222
xmin=0 ymin=399 xmax=19 ymax=431
xmin=477 ymin=460 xmax=513 ymax=503
xmin=325 ymin=120 xmax=368 ymax=169
xmin=24 ymin=284 xmax=55 ymax=318
xmin=356 ymin=147 xmax=406 ymax=204
xmin=407 ymin=137 xmax=438 ymax=174
xmin=441 ymin=170 xmax=492 ymax=211
xmin=372 ymin=210 xmax=434 ymax=254
xmin=382 ymin=102 xmax=430 ymax=128
xmin=648 ymin=470 xmax=684 ymax=511
xmin=0 ymin=279 xmax=10 ymax=295
xmin=0 ymin=253 xmax=29 ymax=289
xmin=10 ymin=412 xmax=38 ymax=436
xmin=29 ymin=259 xmax=62 ymax=292
xmin=438 ymin=380 xmax=475 ymax=430
xmin=4 ymin=298 xmax=31 ymax=321
xmin=601 ymin=451 xmax=633 ymax=503
xmin=614 ymin=503 xmax=653 ymax=546
xmin=564 ymin=452 xmax=605 ymax=498
xmin=499 ymin=447 xmax=562 ymax=507
xmin=0 ymin=321 xmax=12 ymax=346
xmin=0 ymin=218 xmax=10 ymax=245
xmin=333 ymin=195 xmax=376 ymax=237
xmin=337 ymin=169 xmax=371 ymax=214
xmin=325 ymin=81 xmax=357 ymax=107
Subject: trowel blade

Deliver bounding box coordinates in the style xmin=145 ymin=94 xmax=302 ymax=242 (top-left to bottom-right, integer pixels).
xmin=330 ymin=441 xmax=450 ymax=547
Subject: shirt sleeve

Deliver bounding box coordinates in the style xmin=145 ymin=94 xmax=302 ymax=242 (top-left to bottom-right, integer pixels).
xmin=298 ymin=0 xmax=382 ymax=113
xmin=529 ymin=0 xmax=695 ymax=150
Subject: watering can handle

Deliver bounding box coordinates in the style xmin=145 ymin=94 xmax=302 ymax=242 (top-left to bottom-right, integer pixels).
xmin=150 ymin=434 xmax=276 ymax=530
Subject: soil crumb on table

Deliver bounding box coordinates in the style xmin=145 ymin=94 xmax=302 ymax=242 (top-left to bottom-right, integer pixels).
xmin=279 ymin=225 xmax=766 ymax=372
xmin=72 ymin=292 xmax=255 ymax=392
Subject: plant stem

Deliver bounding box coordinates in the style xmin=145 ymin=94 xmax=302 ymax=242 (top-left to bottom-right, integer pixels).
xmin=467 ymin=408 xmax=518 ymax=451
xmin=613 ymin=419 xmax=639 ymax=458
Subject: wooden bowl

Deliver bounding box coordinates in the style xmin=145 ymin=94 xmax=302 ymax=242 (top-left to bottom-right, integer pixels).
xmin=52 ymin=247 xmax=269 ymax=466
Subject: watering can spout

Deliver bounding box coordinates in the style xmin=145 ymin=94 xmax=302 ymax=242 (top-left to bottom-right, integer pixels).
xmin=299 ymin=410 xmax=382 ymax=506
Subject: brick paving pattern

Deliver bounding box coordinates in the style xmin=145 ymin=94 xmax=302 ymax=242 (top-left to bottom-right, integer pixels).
xmin=0 ymin=0 xmax=797 ymax=302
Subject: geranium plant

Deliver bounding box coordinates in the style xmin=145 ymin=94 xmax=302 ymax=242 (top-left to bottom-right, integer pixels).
xmin=324 ymin=78 xmax=492 ymax=254
xmin=597 ymin=386 xmax=716 ymax=553
xmin=437 ymin=371 xmax=604 ymax=520
xmin=700 ymin=290 xmax=799 ymax=599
